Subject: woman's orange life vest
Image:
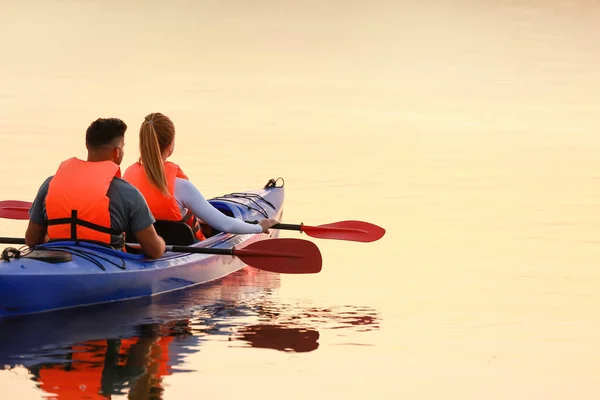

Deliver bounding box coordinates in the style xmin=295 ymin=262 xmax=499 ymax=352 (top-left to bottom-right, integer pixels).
xmin=45 ymin=158 xmax=124 ymax=247
xmin=123 ymin=161 xmax=206 ymax=241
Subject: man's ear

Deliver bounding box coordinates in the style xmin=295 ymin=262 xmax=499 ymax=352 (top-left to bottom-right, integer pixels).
xmin=112 ymin=146 xmax=120 ymax=162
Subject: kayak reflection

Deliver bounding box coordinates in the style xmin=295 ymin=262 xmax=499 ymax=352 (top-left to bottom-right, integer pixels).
xmin=0 ymin=268 xmax=282 ymax=399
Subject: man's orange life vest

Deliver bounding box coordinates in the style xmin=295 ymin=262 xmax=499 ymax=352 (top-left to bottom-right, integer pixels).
xmin=46 ymin=158 xmax=124 ymax=247
xmin=123 ymin=161 xmax=205 ymax=241
xmin=36 ymin=336 xmax=174 ymax=399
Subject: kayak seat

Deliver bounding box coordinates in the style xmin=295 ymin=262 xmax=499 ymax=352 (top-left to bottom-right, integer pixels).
xmin=153 ymin=221 xmax=197 ymax=245
xmin=125 ymin=221 xmax=196 ymax=246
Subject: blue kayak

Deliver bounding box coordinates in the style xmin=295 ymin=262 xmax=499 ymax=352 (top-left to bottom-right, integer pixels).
xmin=0 ymin=183 xmax=284 ymax=318
xmin=0 ymin=267 xmax=283 ymax=367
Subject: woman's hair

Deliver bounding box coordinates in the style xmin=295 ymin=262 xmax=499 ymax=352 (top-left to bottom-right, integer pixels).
xmin=139 ymin=112 xmax=175 ymax=196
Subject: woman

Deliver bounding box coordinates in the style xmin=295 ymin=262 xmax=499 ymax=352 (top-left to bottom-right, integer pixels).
xmin=123 ymin=112 xmax=278 ymax=242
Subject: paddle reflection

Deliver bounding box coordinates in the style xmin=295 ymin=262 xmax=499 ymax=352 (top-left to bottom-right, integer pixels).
xmin=237 ymin=324 xmax=320 ymax=353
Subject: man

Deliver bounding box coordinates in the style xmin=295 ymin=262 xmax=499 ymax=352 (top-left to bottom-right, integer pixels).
xmin=25 ymin=118 xmax=166 ymax=259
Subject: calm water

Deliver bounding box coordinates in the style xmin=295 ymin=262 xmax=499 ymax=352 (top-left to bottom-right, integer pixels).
xmin=2 ymin=0 xmax=600 ymax=399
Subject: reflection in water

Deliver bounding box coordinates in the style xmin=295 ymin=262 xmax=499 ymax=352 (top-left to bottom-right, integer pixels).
xmin=28 ymin=321 xmax=190 ymax=400
xmin=253 ymin=303 xmax=381 ymax=332
xmin=0 ymin=268 xmax=380 ymax=399
xmin=233 ymin=303 xmax=380 ymax=353
xmin=237 ymin=325 xmax=320 ymax=353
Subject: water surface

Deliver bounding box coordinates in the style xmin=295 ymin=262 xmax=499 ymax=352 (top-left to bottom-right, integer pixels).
xmin=2 ymin=1 xmax=600 ymax=399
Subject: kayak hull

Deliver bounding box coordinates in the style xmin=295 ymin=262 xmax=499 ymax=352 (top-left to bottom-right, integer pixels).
xmin=0 ymin=267 xmax=282 ymax=367
xmin=0 ymin=185 xmax=284 ymax=318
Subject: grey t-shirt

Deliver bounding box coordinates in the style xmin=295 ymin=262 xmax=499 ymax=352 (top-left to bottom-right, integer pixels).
xmin=29 ymin=175 xmax=156 ymax=246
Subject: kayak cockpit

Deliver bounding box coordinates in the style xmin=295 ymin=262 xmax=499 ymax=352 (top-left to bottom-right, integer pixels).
xmin=123 ymin=199 xmax=246 ymax=247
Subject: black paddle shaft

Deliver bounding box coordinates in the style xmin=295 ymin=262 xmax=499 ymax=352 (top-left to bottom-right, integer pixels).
xmin=0 ymin=237 xmax=27 ymax=245
xmin=245 ymin=221 xmax=302 ymax=231
xmin=0 ymin=240 xmax=237 ymax=256
xmin=168 ymin=245 xmax=235 ymax=255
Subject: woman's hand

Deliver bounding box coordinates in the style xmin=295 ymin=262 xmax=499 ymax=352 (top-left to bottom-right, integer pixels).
xmin=258 ymin=218 xmax=279 ymax=233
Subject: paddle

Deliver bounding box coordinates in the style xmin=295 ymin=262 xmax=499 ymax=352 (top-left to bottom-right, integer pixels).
xmin=247 ymin=220 xmax=385 ymax=243
xmin=0 ymin=237 xmax=322 ymax=274
xmin=0 ymin=200 xmax=386 ymax=242
xmin=0 ymin=201 xmax=31 ymax=220
xmin=168 ymin=238 xmax=321 ymax=274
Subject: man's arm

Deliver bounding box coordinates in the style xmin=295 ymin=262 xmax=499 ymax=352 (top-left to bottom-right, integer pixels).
xmin=119 ymin=179 xmax=166 ymax=259
xmin=25 ymin=221 xmax=48 ymax=247
xmin=133 ymin=224 xmax=166 ymax=259
xmin=25 ymin=177 xmax=52 ymax=247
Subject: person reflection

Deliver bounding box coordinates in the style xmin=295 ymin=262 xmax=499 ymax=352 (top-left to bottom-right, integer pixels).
xmin=29 ymin=321 xmax=190 ymax=399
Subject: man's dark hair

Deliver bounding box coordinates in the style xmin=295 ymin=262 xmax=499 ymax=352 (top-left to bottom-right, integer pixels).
xmin=85 ymin=118 xmax=127 ymax=149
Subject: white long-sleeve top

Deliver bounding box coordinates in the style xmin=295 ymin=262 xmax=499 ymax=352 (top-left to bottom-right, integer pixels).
xmin=173 ymin=178 xmax=263 ymax=234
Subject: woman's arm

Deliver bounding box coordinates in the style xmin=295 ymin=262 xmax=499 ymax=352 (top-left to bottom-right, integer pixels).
xmin=174 ymin=178 xmax=271 ymax=234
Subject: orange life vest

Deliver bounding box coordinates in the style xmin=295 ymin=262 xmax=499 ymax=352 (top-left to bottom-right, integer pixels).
xmin=46 ymin=158 xmax=124 ymax=247
xmin=36 ymin=336 xmax=174 ymax=399
xmin=123 ymin=161 xmax=206 ymax=241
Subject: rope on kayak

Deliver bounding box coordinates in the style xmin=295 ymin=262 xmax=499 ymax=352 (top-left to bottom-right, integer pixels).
xmin=209 ymin=177 xmax=283 ymax=218
xmin=38 ymin=245 xmax=127 ymax=270
xmin=1 ymin=247 xmax=22 ymax=262
xmin=209 ymin=192 xmax=274 ymax=218
xmin=1 ymin=246 xmax=74 ymax=263
xmin=1 ymin=244 xmax=125 ymax=269
xmin=0 ymin=245 xmax=39 ymax=262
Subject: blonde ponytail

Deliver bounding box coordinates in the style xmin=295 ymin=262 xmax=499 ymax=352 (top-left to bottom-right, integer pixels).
xmin=139 ymin=117 xmax=169 ymax=196
xmin=138 ymin=113 xmax=177 ymax=196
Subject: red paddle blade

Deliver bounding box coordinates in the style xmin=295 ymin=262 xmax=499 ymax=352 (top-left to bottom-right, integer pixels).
xmin=234 ymin=238 xmax=322 ymax=274
xmin=302 ymin=220 xmax=386 ymax=243
xmin=0 ymin=201 xmax=32 ymax=220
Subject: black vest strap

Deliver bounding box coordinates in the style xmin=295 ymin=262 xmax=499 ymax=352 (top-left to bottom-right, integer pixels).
xmin=47 ymin=209 xmax=125 ymax=247
xmin=181 ymin=211 xmax=202 ymax=235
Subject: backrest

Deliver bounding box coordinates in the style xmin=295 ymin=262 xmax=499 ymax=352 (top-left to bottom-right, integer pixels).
xmin=154 ymin=220 xmax=196 ymax=245
xmin=125 ymin=221 xmax=196 ymax=246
